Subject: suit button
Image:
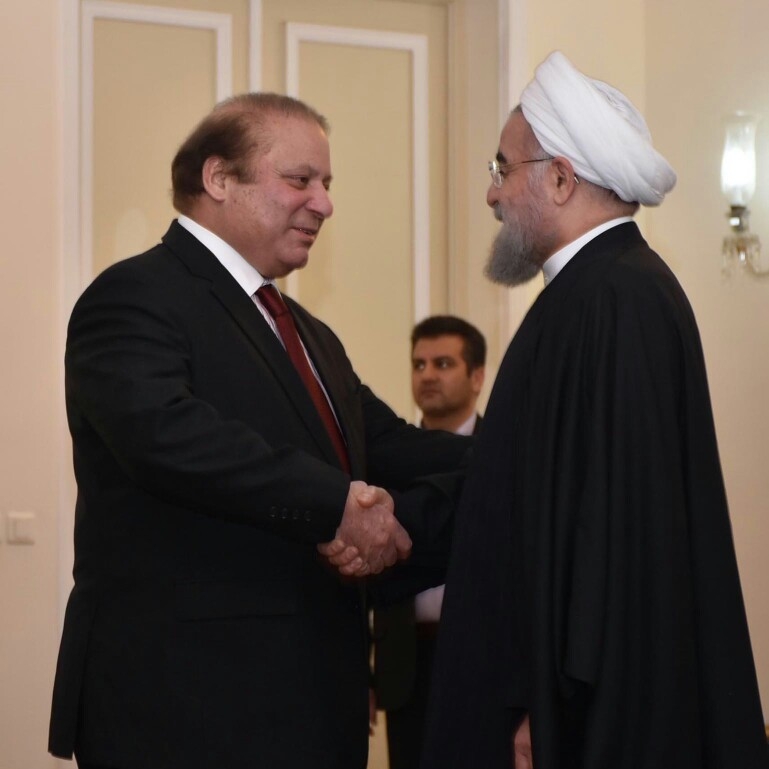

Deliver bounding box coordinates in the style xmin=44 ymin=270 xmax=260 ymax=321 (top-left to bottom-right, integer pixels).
xmin=292 ymin=510 xmax=299 ymax=520
xmin=269 ymin=506 xmax=277 ymax=518
xmin=280 ymin=508 xmax=289 ymax=519
xmin=304 ymin=511 xmax=312 ymax=521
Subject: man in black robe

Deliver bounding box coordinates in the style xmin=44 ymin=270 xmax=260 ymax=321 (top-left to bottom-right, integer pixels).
xmin=420 ymin=51 xmax=768 ymax=769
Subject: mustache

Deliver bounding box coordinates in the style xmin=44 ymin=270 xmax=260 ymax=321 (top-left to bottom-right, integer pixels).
xmin=493 ymin=203 xmax=503 ymax=222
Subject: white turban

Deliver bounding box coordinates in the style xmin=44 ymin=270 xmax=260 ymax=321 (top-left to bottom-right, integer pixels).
xmin=520 ymin=51 xmax=676 ymax=206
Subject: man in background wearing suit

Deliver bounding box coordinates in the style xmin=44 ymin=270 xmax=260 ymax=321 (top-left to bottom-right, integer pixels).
xmin=373 ymin=315 xmax=485 ymax=769
xmin=48 ymin=93 xmax=468 ymax=769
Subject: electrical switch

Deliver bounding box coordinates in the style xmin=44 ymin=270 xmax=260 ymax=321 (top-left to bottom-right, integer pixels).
xmin=6 ymin=511 xmax=35 ymax=545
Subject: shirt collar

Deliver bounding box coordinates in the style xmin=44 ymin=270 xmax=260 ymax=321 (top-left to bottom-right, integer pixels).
xmin=420 ymin=412 xmax=477 ymax=436
xmin=542 ymin=216 xmax=634 ymax=286
xmin=454 ymin=412 xmax=478 ymax=436
xmin=177 ymin=215 xmax=271 ymax=295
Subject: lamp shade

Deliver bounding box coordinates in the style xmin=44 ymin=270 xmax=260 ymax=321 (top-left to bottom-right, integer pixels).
xmin=721 ymin=113 xmax=757 ymax=206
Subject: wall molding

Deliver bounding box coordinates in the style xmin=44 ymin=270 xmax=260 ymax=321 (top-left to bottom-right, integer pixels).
xmin=249 ymin=0 xmax=262 ymax=90
xmin=499 ymin=0 xmax=527 ymax=123
xmin=283 ymin=22 xmax=431 ymax=322
xmin=80 ymin=1 xmax=232 ymax=281
xmin=58 ymin=0 xmax=80 ymax=635
xmin=500 ymin=0 xmax=529 ymax=343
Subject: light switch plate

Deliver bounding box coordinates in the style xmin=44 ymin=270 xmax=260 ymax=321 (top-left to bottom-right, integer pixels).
xmin=6 ymin=511 xmax=35 ymax=545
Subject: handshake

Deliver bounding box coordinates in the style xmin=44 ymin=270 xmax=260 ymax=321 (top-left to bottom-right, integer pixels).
xmin=317 ymin=480 xmax=412 ymax=577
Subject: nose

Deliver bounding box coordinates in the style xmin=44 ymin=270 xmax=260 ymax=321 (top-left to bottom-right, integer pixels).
xmin=486 ymin=182 xmax=499 ymax=208
xmin=308 ymin=185 xmax=334 ymax=220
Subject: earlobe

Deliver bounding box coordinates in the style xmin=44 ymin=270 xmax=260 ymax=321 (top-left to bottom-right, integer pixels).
xmin=202 ymin=156 xmax=228 ymax=202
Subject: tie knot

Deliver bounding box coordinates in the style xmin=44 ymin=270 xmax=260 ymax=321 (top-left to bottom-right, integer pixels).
xmin=257 ymin=284 xmax=288 ymax=319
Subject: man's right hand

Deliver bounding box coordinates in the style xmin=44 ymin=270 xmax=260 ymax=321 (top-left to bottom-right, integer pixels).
xmin=318 ymin=481 xmax=412 ymax=576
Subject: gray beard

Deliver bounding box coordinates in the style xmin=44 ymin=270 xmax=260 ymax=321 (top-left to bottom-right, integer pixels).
xmin=484 ymin=224 xmax=542 ymax=287
xmin=483 ymin=193 xmax=549 ymax=287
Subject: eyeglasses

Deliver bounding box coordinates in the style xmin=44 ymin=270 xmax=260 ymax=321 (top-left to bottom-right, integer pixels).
xmin=488 ymin=157 xmax=553 ymax=188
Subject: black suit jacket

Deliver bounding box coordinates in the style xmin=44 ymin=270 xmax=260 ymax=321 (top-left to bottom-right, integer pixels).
xmin=49 ymin=221 xmax=468 ymax=769
xmin=373 ymin=415 xmax=482 ymax=711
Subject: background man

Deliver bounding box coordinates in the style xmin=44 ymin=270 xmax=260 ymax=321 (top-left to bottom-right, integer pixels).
xmin=48 ymin=93 xmax=468 ymax=769
xmin=409 ymin=315 xmax=486 ymax=435
xmin=374 ymin=315 xmax=486 ymax=769
xmin=421 ymin=52 xmax=768 ymax=769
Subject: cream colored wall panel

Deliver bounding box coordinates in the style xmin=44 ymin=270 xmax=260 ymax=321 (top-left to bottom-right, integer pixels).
xmin=285 ymin=23 xmax=430 ymax=323
xmin=447 ymin=0 xmax=505 ymax=406
xmin=83 ymin=2 xmax=233 ymax=100
xmin=289 ymin=38 xmax=416 ymax=418
xmin=262 ymin=0 xmax=446 ymax=73
xmin=82 ymin=1 xmax=234 ymax=279
xmin=249 ymin=0 xmax=263 ymax=89
xmin=92 ymin=20 xmax=217 ymax=274
xmin=84 ymin=0 xmax=252 ymax=92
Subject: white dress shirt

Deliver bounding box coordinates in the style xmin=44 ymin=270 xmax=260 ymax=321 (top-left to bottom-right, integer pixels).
xmin=177 ymin=215 xmax=341 ymax=425
xmin=413 ymin=411 xmax=478 ymax=622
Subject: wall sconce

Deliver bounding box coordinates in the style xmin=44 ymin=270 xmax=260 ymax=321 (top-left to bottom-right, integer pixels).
xmin=721 ymin=112 xmax=764 ymax=275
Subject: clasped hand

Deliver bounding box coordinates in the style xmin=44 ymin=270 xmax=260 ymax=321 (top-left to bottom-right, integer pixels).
xmin=317 ymin=481 xmax=412 ymax=577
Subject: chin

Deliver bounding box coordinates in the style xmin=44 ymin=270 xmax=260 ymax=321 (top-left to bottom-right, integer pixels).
xmin=276 ymin=253 xmax=310 ymax=277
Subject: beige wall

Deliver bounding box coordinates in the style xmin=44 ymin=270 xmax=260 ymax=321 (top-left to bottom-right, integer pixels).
xmin=645 ymin=0 xmax=769 ymax=713
xmin=1 ymin=0 xmax=63 ymax=767
xmin=2 ymin=1 xmax=769 ymax=767
xmin=449 ymin=0 xmax=508 ymax=402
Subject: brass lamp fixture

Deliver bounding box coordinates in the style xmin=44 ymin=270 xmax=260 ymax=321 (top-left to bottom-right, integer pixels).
xmin=721 ymin=112 xmax=765 ymax=275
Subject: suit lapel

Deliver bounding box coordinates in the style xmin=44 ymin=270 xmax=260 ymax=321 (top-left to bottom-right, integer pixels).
xmin=161 ymin=221 xmax=344 ymax=470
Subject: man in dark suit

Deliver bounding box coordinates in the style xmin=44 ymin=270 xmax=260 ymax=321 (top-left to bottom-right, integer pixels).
xmin=48 ymin=93 xmax=468 ymax=769
xmin=373 ymin=315 xmax=485 ymax=769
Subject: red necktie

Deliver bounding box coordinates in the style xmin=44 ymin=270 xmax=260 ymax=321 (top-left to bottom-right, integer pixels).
xmin=257 ymin=285 xmax=351 ymax=473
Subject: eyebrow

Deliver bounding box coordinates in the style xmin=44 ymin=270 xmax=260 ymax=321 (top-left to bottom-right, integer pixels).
xmin=412 ymin=355 xmax=458 ymax=364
